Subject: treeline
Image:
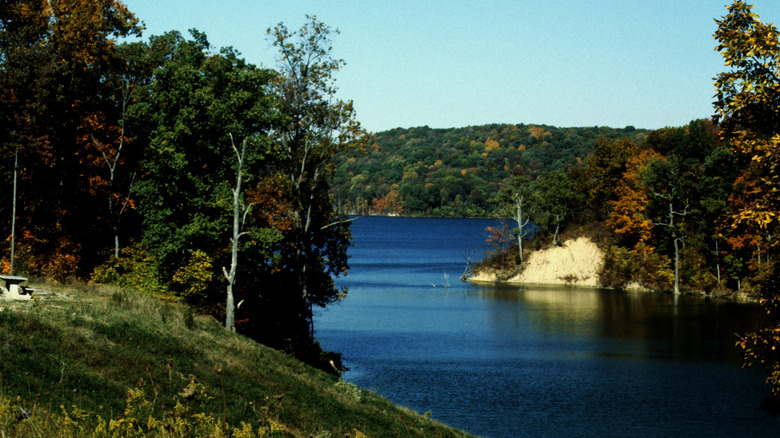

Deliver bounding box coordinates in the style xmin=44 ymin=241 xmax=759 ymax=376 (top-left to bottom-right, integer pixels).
xmin=331 ymin=124 xmax=647 ymax=217
xmin=0 ymin=2 xmax=364 ymax=366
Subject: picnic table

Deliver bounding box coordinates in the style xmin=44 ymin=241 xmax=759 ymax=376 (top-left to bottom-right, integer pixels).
xmin=0 ymin=275 xmax=31 ymax=300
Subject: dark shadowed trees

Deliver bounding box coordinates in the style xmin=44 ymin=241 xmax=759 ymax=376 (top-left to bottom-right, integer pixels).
xmin=264 ymin=16 xmax=367 ymax=348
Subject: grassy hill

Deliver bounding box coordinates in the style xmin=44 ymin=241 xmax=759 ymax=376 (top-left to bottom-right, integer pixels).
xmin=0 ymin=283 xmax=474 ymax=437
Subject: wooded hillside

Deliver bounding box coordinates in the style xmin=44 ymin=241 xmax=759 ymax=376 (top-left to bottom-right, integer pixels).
xmin=331 ymin=124 xmax=647 ymax=217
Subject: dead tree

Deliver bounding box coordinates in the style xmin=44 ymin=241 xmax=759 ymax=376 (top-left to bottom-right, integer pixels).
xmin=9 ymin=148 xmax=18 ymax=274
xmin=91 ymin=79 xmax=135 ymax=259
xmin=651 ymin=190 xmax=689 ymax=294
xmin=223 ymin=134 xmax=253 ymax=332
xmin=513 ymin=193 xmax=532 ymax=263
xmin=460 ymin=249 xmax=475 ymax=281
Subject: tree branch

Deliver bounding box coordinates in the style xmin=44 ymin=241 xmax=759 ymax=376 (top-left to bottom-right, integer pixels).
xmin=320 ymin=215 xmax=358 ymax=231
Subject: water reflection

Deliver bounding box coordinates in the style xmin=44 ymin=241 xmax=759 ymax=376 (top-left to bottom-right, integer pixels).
xmin=470 ymin=285 xmax=766 ymax=363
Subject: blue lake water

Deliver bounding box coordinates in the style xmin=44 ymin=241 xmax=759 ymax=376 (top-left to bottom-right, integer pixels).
xmin=314 ymin=216 xmax=778 ymax=437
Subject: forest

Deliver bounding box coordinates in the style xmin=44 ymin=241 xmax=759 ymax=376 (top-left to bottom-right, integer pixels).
xmin=0 ymin=1 xmax=366 ymax=367
xmin=331 ymin=124 xmax=647 ymax=217
xmin=1 ymin=0 xmax=779 ymax=391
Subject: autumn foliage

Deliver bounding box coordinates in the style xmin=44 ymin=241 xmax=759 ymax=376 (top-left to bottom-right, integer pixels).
xmin=0 ymin=5 xmax=364 ymax=367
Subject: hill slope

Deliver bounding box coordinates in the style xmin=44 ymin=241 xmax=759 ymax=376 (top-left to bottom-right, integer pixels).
xmin=0 ymin=283 xmax=473 ymax=437
xmin=332 ymin=123 xmax=647 ymax=217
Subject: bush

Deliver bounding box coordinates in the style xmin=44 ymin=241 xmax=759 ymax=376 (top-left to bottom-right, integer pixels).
xmin=171 ymin=250 xmax=214 ymax=300
xmin=91 ymin=243 xmax=171 ymax=297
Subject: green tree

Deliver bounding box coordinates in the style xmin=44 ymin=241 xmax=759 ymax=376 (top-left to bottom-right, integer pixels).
xmin=266 ymin=16 xmax=367 ymax=347
xmin=713 ymin=1 xmax=780 ymax=400
xmin=130 ymin=30 xmax=276 ymax=305
xmin=530 ymin=169 xmax=584 ymax=244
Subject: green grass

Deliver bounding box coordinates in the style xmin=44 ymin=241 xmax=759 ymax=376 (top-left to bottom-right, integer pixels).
xmin=0 ymin=283 xmax=475 ymax=437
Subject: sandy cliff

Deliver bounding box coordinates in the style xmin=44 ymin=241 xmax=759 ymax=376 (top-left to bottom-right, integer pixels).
xmin=469 ymin=236 xmax=604 ymax=287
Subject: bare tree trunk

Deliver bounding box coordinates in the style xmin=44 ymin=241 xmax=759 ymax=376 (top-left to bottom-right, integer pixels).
xmin=91 ymin=79 xmax=136 ymax=259
xmin=673 ymin=236 xmax=680 ymax=294
xmin=651 ymin=191 xmax=688 ymax=294
xmin=514 ymin=193 xmax=531 ymax=263
xmin=10 ymin=149 xmax=18 ymax=275
xmin=224 ymin=135 xmax=251 ymax=332
xmin=715 ymin=239 xmax=721 ymax=283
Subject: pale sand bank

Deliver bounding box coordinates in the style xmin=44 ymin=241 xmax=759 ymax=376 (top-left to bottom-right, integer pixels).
xmin=469 ymin=236 xmax=604 ymax=287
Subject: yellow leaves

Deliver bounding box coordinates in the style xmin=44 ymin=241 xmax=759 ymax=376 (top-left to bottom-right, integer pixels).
xmin=484 ymin=137 xmax=500 ymax=152
xmin=529 ymin=126 xmax=546 ymax=140
xmin=172 ymin=250 xmax=214 ymax=299
xmin=727 ymin=132 xmax=780 ymax=232
xmin=49 ymin=0 xmax=141 ymax=71
xmin=607 ymin=148 xmax=659 ymax=247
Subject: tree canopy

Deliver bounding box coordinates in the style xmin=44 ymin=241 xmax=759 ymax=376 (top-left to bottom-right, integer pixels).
xmin=713 ymin=1 xmax=780 ymax=401
xmin=0 ymin=5 xmax=357 ymax=369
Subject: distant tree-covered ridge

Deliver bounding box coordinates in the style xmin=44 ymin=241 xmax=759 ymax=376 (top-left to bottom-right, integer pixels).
xmin=331 ymin=124 xmax=647 ymax=217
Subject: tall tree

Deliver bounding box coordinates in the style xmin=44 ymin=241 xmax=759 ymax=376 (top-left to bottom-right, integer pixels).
xmin=223 ymin=134 xmax=252 ymax=332
xmin=268 ymin=16 xmax=367 ymax=344
xmin=714 ymin=1 xmax=780 ymax=400
xmin=498 ymin=175 xmax=533 ymax=262
xmin=644 ymin=156 xmax=690 ymax=294
xmin=714 ymin=1 xmax=780 ymax=242
xmin=608 ymin=149 xmax=661 ymax=253
xmin=131 ymin=30 xmax=276 ymax=302
xmin=0 ymin=0 xmax=142 ymax=278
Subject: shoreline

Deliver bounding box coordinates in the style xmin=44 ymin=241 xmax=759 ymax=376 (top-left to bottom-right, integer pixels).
xmin=466 ymin=235 xmax=760 ymax=303
xmin=468 ymin=236 xmax=604 ymax=288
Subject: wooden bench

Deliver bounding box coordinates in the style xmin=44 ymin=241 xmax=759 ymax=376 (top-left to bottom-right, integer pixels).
xmin=0 ymin=275 xmax=31 ymax=300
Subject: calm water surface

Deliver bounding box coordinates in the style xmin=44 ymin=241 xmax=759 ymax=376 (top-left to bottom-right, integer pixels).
xmin=315 ymin=217 xmax=778 ymax=437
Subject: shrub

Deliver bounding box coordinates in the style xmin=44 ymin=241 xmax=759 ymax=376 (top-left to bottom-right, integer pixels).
xmin=91 ymin=243 xmax=171 ymax=297
xmin=171 ymin=250 xmax=214 ymax=300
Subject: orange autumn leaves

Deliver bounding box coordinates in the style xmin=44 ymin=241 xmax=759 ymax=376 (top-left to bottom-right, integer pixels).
xmin=608 ymin=149 xmax=661 ymax=253
xmin=49 ymin=0 xmax=141 ymax=72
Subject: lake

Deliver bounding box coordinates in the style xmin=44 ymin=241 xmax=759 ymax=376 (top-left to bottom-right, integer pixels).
xmin=314 ymin=216 xmax=778 ymax=437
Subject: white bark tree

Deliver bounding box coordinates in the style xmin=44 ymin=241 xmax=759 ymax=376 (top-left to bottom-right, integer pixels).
xmin=9 ymin=148 xmax=18 ymax=275
xmin=90 ymin=78 xmax=135 ymax=259
xmin=223 ymin=134 xmax=253 ymax=332
xmin=650 ymin=190 xmax=689 ymax=294
xmin=513 ymin=193 xmax=532 ymax=263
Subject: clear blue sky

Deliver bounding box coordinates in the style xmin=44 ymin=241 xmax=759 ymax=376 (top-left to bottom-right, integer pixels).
xmin=120 ymin=0 xmax=780 ymax=133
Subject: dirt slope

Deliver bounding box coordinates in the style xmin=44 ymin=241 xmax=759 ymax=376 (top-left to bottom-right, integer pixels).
xmin=470 ymin=236 xmax=604 ymax=287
